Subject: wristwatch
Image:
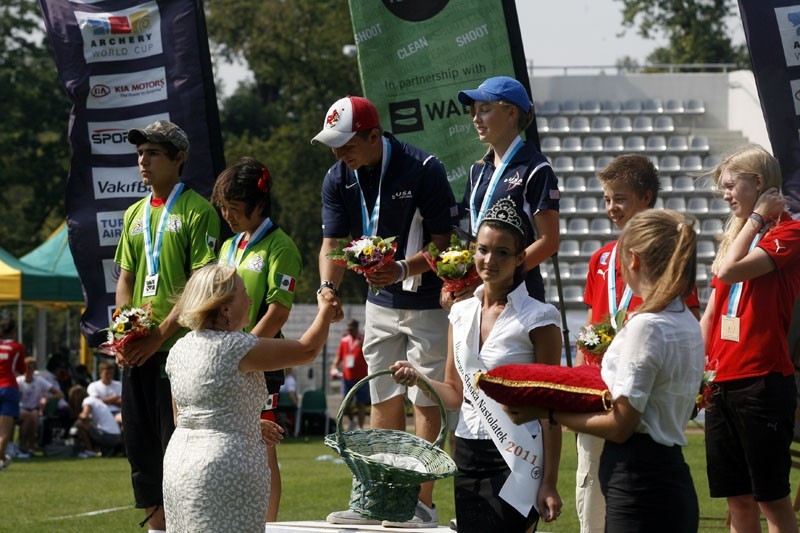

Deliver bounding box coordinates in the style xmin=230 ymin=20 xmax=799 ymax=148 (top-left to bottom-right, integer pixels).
xmin=317 ymin=281 xmax=337 ymax=295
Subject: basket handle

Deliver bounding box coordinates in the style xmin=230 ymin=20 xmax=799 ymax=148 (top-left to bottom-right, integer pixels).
xmin=335 ymin=369 xmax=449 ymax=453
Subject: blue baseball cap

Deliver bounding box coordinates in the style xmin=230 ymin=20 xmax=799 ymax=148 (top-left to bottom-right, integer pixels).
xmin=457 ymin=76 xmax=531 ymax=113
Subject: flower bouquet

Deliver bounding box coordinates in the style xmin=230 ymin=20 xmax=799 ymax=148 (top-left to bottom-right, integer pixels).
xmin=576 ymin=310 xmax=625 ymax=367
xmin=98 ymin=303 xmax=155 ymax=357
xmin=326 ymin=235 xmax=397 ymax=294
xmin=692 ymin=359 xmax=717 ymax=419
xmin=423 ymin=234 xmax=481 ymax=293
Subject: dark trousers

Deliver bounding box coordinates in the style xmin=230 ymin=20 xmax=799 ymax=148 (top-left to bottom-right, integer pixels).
xmin=454 ymin=436 xmax=540 ymax=533
xmin=121 ymin=352 xmax=175 ymax=508
xmin=600 ymin=433 xmax=698 ymax=533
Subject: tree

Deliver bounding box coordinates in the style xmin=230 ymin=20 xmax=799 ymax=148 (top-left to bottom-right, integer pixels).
xmin=207 ymin=0 xmax=364 ymax=303
xmin=617 ymin=0 xmax=750 ymax=69
xmin=0 ymin=0 xmax=71 ymax=255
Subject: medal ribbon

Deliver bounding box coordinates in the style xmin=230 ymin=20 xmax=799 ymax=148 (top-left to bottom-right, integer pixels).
xmin=354 ymin=137 xmax=391 ymax=237
xmin=225 ymin=217 xmax=274 ymax=267
xmin=469 ymin=135 xmax=524 ymax=235
xmin=607 ymin=243 xmax=633 ymax=329
xmin=142 ymin=182 xmax=184 ymax=276
xmin=727 ymin=225 xmax=769 ymax=318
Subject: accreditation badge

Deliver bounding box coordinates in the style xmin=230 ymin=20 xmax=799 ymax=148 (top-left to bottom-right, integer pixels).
xmin=142 ymin=274 xmax=159 ymax=298
xmin=721 ymin=316 xmax=740 ymax=342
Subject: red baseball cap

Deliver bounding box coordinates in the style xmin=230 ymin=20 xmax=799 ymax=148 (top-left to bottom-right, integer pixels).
xmin=311 ymin=96 xmax=380 ymax=148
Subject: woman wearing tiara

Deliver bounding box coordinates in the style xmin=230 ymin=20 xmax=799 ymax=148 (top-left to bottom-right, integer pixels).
xmin=391 ymin=197 xmax=563 ymax=532
xmin=450 ymin=76 xmax=560 ymax=305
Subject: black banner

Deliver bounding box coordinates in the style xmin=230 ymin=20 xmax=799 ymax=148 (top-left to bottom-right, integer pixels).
xmin=739 ymin=0 xmax=800 ymax=215
xmin=39 ymin=0 xmax=225 ymax=345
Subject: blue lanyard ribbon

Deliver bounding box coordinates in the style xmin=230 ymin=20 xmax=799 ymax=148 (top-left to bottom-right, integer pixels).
xmin=142 ymin=182 xmax=184 ymax=276
xmin=726 ymin=225 xmax=769 ymax=318
xmin=608 ymin=243 xmax=633 ymax=329
xmin=225 ymin=217 xmax=274 ymax=267
xmin=469 ymin=135 xmax=524 ymax=235
xmin=354 ymin=137 xmax=391 ymax=237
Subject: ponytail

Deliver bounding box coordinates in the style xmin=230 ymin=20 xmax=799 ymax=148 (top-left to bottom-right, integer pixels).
xmin=618 ymin=210 xmax=697 ymax=314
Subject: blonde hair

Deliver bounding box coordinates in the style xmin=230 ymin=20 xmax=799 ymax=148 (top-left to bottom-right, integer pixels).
xmin=174 ymin=262 xmax=238 ymax=331
xmin=618 ymin=209 xmax=697 ymax=314
xmin=477 ymin=100 xmax=534 ymax=161
xmin=710 ymin=144 xmax=782 ymax=274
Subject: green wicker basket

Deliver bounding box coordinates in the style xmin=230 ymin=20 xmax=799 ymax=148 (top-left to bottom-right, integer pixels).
xmin=324 ymin=369 xmax=457 ymax=521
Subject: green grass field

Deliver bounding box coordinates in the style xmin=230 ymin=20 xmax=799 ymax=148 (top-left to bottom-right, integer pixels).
xmin=1 ymin=430 xmax=795 ymax=532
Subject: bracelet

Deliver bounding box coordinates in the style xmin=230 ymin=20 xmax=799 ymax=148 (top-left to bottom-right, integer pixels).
xmin=317 ymin=280 xmax=337 ymax=295
xmin=548 ymin=408 xmax=558 ymax=428
xmin=748 ymin=211 xmax=765 ymax=231
xmin=395 ymin=260 xmax=409 ymax=283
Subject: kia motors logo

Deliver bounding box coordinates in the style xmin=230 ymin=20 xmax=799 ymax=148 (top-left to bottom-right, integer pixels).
xmin=91 ymin=84 xmax=111 ymax=97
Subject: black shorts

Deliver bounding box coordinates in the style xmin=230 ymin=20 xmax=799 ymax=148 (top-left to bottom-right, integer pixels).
xmin=121 ymin=352 xmax=175 ymax=508
xmin=600 ymin=433 xmax=698 ymax=533
xmin=453 ymin=437 xmax=539 ymax=533
xmin=705 ymin=373 xmax=796 ymax=501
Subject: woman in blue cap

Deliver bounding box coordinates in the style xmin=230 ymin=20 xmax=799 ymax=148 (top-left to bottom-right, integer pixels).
xmin=450 ymin=76 xmax=560 ymax=305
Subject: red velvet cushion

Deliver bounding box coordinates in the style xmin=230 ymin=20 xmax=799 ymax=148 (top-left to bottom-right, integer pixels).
xmin=476 ymin=363 xmax=612 ymax=412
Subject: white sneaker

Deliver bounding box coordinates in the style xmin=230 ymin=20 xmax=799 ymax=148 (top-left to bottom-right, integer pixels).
xmin=382 ymin=500 xmax=438 ymax=528
xmin=0 ymin=455 xmax=11 ymax=471
xmin=325 ymin=509 xmax=381 ymax=525
xmin=78 ymin=450 xmax=99 ymax=459
xmin=449 ymin=517 xmax=458 ymax=530
xmin=15 ymin=452 xmax=31 ymax=459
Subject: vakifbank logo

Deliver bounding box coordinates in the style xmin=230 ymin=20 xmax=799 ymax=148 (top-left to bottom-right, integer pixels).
xmin=774 ymin=6 xmax=800 ymax=67
xmin=75 ymin=2 xmax=162 ymax=64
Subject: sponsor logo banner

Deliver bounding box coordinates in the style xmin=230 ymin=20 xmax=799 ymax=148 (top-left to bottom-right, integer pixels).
xmin=74 ymin=1 xmax=162 ymax=64
xmin=40 ymin=0 xmax=225 ymax=344
xmin=87 ymin=67 xmax=168 ymax=109
xmin=739 ymin=1 xmax=800 ymax=215
xmin=348 ymin=0 xmax=532 ymax=196
xmin=96 ymin=210 xmax=127 ymax=247
xmin=89 ymin=112 xmax=168 ymax=155
xmin=92 ymin=166 xmax=148 ymax=200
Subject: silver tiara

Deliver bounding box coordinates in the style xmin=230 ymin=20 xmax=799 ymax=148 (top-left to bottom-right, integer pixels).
xmin=482 ymin=196 xmax=525 ymax=235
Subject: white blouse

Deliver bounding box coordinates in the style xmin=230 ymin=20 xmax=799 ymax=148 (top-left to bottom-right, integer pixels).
xmin=601 ymin=298 xmax=705 ymax=446
xmin=450 ymin=282 xmax=562 ymax=440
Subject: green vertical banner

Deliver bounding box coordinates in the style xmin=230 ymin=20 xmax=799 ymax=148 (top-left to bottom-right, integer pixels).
xmin=348 ymin=0 xmax=531 ymax=197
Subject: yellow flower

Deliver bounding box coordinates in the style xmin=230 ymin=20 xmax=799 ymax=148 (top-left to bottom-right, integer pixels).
xmin=363 ymin=245 xmax=374 ymax=256
xmin=115 ymin=322 xmax=126 ymax=333
xmin=461 ymin=250 xmax=471 ymax=262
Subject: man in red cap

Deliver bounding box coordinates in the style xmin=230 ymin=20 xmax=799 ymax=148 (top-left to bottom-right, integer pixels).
xmin=312 ymin=96 xmax=457 ymax=528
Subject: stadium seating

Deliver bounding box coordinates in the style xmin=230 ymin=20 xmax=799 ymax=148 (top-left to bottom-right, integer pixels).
xmin=534 ymin=95 xmax=719 ymax=310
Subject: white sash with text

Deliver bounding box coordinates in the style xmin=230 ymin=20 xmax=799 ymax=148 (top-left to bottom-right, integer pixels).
xmin=452 ymin=311 xmax=544 ymax=516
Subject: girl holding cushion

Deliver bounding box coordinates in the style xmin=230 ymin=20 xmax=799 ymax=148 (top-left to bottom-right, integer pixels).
xmin=391 ymin=197 xmax=563 ymax=532
xmin=503 ymin=209 xmax=705 ymax=533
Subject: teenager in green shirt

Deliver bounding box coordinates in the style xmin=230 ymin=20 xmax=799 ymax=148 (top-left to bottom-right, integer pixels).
xmin=115 ymin=120 xmax=220 ymax=532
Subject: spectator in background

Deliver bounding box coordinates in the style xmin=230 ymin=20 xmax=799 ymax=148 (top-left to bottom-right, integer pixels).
xmin=88 ymin=359 xmax=123 ymax=426
xmin=330 ymin=319 xmax=370 ymax=430
xmin=279 ymin=367 xmax=298 ymax=407
xmin=17 ymin=357 xmax=63 ymax=458
xmin=69 ymin=385 xmax=122 ymax=458
xmin=0 ymin=317 xmax=26 ymax=470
